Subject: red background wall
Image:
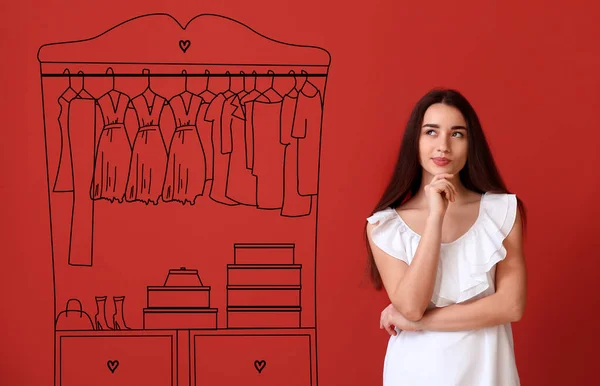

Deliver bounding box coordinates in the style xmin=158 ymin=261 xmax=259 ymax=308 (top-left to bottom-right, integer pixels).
xmin=1 ymin=0 xmax=599 ymax=385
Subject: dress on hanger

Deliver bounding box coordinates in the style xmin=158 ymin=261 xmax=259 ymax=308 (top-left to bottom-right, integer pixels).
xmin=125 ymin=93 xmax=168 ymax=205
xmin=68 ymin=96 xmax=96 ymax=266
xmin=223 ymin=93 xmax=257 ymax=206
xmin=90 ymin=90 xmax=133 ymax=203
xmin=196 ymin=91 xmax=215 ymax=181
xmin=204 ymin=91 xmax=239 ymax=206
xmin=367 ymin=192 xmax=521 ymax=386
xmin=54 ymin=86 xmax=94 ymax=192
xmin=54 ymin=85 xmax=97 ymax=266
xmin=240 ymin=89 xmax=262 ymax=170
xmin=280 ymin=88 xmax=311 ymax=217
xmin=293 ymin=81 xmax=323 ymax=196
xmin=249 ymin=89 xmax=286 ymax=209
xmin=162 ymin=92 xmax=206 ymax=204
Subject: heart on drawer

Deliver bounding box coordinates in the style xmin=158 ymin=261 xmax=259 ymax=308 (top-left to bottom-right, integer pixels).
xmin=107 ymin=360 xmax=119 ymax=373
xmin=254 ymin=359 xmax=266 ymax=373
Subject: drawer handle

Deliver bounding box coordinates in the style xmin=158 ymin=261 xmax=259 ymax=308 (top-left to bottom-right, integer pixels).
xmin=107 ymin=360 xmax=120 ymax=373
xmin=254 ymin=359 xmax=266 ymax=374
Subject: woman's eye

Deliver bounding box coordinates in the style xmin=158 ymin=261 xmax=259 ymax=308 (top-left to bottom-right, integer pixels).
xmin=425 ymin=130 xmax=464 ymax=137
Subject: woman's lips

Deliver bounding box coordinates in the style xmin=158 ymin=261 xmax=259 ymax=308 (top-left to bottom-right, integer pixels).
xmin=432 ymin=158 xmax=451 ymax=166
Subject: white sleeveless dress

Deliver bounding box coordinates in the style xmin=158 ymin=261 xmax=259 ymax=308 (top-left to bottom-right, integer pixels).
xmin=367 ymin=192 xmax=521 ymax=386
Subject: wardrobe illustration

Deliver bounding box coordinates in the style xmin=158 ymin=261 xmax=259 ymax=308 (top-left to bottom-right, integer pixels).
xmin=39 ymin=13 xmax=330 ymax=386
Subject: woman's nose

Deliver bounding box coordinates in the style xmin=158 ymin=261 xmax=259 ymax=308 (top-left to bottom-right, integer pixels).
xmin=437 ymin=142 xmax=449 ymax=153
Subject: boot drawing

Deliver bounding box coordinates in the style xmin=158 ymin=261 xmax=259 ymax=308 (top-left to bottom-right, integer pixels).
xmin=112 ymin=296 xmax=130 ymax=330
xmin=94 ymin=296 xmax=113 ymax=330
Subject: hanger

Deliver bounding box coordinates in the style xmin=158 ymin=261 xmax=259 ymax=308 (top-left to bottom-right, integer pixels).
xmin=242 ymin=70 xmax=249 ymax=92
xmin=232 ymin=71 xmax=244 ymax=94
xmin=182 ymin=69 xmax=188 ymax=91
xmin=59 ymin=69 xmax=76 ymax=100
xmin=268 ymin=69 xmax=276 ymax=89
xmin=237 ymin=71 xmax=247 ymax=98
xmin=143 ymin=68 xmax=151 ymax=88
xmin=296 ymin=69 xmax=308 ymax=91
xmin=288 ymin=70 xmax=297 ymax=94
xmin=258 ymin=69 xmax=282 ymax=100
xmin=223 ymin=71 xmax=237 ymax=99
xmin=198 ymin=69 xmax=215 ymax=102
xmin=249 ymin=70 xmax=257 ymax=92
xmin=139 ymin=68 xmax=160 ymax=111
xmin=65 ymin=68 xmax=73 ymax=90
xmin=181 ymin=69 xmax=192 ymax=97
xmin=202 ymin=70 xmax=211 ymax=92
xmin=178 ymin=69 xmax=195 ymax=111
xmin=141 ymin=69 xmax=156 ymax=100
xmin=240 ymin=70 xmax=260 ymax=104
xmin=225 ymin=71 xmax=232 ymax=93
xmin=75 ymin=70 xmax=94 ymax=99
xmin=78 ymin=70 xmax=85 ymax=90
xmin=106 ymin=67 xmax=116 ymax=91
xmin=102 ymin=67 xmax=121 ymax=104
xmin=297 ymin=69 xmax=320 ymax=103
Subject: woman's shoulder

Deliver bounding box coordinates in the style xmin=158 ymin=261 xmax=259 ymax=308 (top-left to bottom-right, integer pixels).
xmin=366 ymin=207 xmax=397 ymax=226
xmin=366 ymin=207 xmax=410 ymax=263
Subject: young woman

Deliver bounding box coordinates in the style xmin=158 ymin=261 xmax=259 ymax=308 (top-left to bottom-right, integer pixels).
xmin=365 ymin=88 xmax=528 ymax=385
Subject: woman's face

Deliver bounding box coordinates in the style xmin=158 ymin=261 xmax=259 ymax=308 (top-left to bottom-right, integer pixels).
xmin=418 ymin=103 xmax=469 ymax=178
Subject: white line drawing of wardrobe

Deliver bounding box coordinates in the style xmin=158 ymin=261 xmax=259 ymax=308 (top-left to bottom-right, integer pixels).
xmin=39 ymin=13 xmax=330 ymax=386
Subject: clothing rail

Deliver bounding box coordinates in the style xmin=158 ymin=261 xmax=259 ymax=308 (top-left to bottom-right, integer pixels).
xmin=41 ymin=72 xmax=328 ymax=77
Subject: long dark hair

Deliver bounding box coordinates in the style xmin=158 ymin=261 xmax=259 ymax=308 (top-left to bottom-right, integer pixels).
xmin=365 ymin=88 xmax=528 ymax=290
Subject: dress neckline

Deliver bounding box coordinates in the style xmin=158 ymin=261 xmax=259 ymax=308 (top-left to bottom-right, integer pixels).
xmin=393 ymin=192 xmax=487 ymax=246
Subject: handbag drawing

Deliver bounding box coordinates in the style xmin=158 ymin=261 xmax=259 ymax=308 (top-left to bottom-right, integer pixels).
xmin=55 ymin=298 xmax=94 ymax=331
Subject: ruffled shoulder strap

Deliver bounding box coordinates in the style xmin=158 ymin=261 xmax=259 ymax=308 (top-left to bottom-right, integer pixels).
xmin=366 ymin=208 xmax=410 ymax=264
xmin=481 ymin=192 xmax=518 ymax=238
xmin=366 ymin=207 xmax=396 ymax=225
xmin=437 ymin=192 xmax=518 ymax=305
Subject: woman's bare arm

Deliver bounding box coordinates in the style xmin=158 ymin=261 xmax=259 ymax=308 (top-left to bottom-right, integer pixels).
xmin=368 ymin=211 xmax=444 ymax=321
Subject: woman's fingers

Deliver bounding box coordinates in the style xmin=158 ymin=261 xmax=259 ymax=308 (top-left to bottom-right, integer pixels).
xmin=381 ymin=312 xmax=399 ymax=336
xmin=381 ymin=314 xmax=393 ymax=336
xmin=384 ymin=322 xmax=396 ymax=336
xmin=445 ymin=186 xmax=453 ymax=202
xmin=438 ymin=182 xmax=453 ymax=203
xmin=439 ymin=175 xmax=458 ymax=200
xmin=380 ymin=310 xmax=388 ymax=330
xmin=448 ymin=180 xmax=458 ymax=199
xmin=439 ymin=180 xmax=457 ymax=202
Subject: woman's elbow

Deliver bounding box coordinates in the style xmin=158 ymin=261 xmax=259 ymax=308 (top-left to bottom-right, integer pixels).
xmin=509 ymin=303 xmax=525 ymax=322
xmin=506 ymin=295 xmax=526 ymax=322
xmin=392 ymin=300 xmax=425 ymax=322
xmin=403 ymin=309 xmax=425 ymax=322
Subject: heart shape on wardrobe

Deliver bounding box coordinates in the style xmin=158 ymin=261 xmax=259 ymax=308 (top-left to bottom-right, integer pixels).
xmin=179 ymin=39 xmax=191 ymax=52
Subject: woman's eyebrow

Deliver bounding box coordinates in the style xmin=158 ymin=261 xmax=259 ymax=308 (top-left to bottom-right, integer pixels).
xmin=422 ymin=123 xmax=467 ymax=130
